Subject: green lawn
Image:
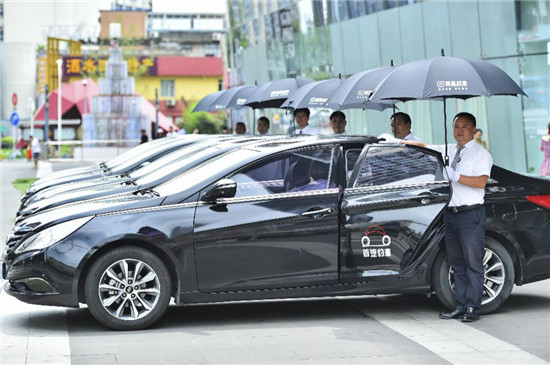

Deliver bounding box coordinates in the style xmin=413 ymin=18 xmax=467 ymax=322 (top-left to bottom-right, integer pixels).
xmin=12 ymin=178 xmax=38 ymax=195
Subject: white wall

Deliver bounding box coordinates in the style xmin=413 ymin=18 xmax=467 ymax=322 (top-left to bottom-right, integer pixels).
xmin=1 ymin=0 xmax=111 ymax=123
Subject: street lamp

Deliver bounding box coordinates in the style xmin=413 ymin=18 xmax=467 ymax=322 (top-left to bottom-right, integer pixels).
xmin=82 ymin=78 xmax=88 ymax=116
xmin=27 ymin=97 xmax=35 ymax=137
xmin=56 ymin=58 xmax=63 ymax=156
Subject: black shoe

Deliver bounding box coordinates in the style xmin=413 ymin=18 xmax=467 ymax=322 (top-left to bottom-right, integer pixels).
xmin=462 ymin=307 xmax=480 ymax=322
xmin=439 ymin=308 xmax=464 ymax=319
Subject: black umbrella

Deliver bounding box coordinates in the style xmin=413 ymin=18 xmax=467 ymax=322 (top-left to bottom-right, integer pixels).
xmin=280 ymin=78 xmax=346 ymax=109
xmin=193 ymin=90 xmax=225 ymax=112
xmin=325 ymin=66 xmax=397 ymax=110
xmin=369 ymin=51 xmax=527 ymax=165
xmin=244 ymin=77 xmax=314 ymax=109
xmin=212 ymin=85 xmax=258 ymax=111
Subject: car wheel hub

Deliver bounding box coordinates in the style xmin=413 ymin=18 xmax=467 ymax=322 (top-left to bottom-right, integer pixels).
xmin=98 ymin=259 xmax=161 ymax=321
xmin=448 ymin=247 xmax=505 ymax=306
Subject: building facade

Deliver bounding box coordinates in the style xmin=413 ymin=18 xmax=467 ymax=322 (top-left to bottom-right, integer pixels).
xmin=228 ymin=0 xmax=550 ymax=175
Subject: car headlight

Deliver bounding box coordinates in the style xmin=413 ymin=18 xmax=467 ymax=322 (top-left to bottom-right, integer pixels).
xmin=15 ymin=216 xmax=93 ymax=254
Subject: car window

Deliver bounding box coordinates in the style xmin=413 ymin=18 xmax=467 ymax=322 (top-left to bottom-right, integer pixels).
xmin=230 ymin=147 xmax=336 ymax=198
xmin=345 ymin=149 xmax=362 ymax=181
xmin=354 ymin=146 xmax=443 ymax=188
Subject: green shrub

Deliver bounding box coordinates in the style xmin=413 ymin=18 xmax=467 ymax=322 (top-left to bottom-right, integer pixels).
xmin=179 ymin=101 xmax=225 ymax=134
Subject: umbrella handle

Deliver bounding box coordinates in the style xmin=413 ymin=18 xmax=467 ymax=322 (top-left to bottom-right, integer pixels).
xmin=443 ymin=97 xmax=449 ymax=166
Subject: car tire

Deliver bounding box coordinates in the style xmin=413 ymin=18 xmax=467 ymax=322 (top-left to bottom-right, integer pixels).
xmin=85 ymin=246 xmax=172 ymax=330
xmin=432 ymin=236 xmax=515 ymax=314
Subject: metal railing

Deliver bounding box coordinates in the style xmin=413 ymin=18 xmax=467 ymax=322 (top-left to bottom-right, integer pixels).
xmin=46 ymin=139 xmax=141 ymax=161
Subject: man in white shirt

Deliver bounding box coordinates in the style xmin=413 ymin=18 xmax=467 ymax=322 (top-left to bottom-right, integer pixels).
xmin=329 ymin=111 xmax=347 ymax=134
xmin=166 ymin=126 xmax=178 ymax=138
xmin=293 ymin=108 xmax=320 ymax=135
xmin=401 ymin=112 xmax=493 ymax=322
xmin=391 ymin=112 xmax=420 ymax=141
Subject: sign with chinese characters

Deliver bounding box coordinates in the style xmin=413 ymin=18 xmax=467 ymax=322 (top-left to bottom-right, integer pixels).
xmin=361 ymin=225 xmax=392 ymax=258
xmin=37 ymin=57 xmax=47 ymax=93
xmin=62 ymin=56 xmax=157 ymax=77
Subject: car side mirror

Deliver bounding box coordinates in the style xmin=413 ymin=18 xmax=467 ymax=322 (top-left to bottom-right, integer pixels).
xmin=203 ymin=179 xmax=237 ymax=201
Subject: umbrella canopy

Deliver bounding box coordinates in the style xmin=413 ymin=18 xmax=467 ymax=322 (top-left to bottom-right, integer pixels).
xmin=368 ymin=53 xmax=527 ymax=165
xmin=280 ymin=78 xmax=346 ymax=109
xmin=34 ymin=79 xmax=99 ymax=120
xmin=325 ymin=67 xmax=397 ymax=110
xmin=244 ymin=77 xmax=314 ymax=109
xmin=192 ymin=90 xmax=225 ymax=112
xmin=210 ymin=85 xmax=258 ymax=110
xmin=369 ymin=56 xmax=526 ymax=103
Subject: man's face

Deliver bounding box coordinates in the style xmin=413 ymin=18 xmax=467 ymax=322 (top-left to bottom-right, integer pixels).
xmin=235 ymin=124 xmax=246 ymax=134
xmin=453 ymin=117 xmax=476 ymax=146
xmin=295 ymin=111 xmax=309 ymax=129
xmin=329 ymin=118 xmax=346 ymax=134
xmin=257 ymin=120 xmax=269 ymax=134
xmin=390 ymin=116 xmax=411 ymax=139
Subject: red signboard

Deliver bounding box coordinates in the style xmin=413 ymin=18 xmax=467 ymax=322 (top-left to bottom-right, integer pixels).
xmin=12 ymin=93 xmax=17 ymax=106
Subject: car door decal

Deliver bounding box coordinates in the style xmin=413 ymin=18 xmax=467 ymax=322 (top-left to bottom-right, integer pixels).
xmin=361 ymin=225 xmax=392 ymax=258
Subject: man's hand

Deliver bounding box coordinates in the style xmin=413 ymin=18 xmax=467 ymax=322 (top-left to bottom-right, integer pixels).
xmin=445 ymin=166 xmax=460 ymax=182
xmin=378 ymin=133 xmax=400 ymax=144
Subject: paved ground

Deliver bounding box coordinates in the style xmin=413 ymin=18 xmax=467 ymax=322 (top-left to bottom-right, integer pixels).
xmin=1 ymin=159 xmax=549 ymax=365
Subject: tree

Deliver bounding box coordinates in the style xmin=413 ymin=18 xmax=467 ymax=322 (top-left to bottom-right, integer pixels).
xmin=179 ymin=101 xmax=226 ymax=134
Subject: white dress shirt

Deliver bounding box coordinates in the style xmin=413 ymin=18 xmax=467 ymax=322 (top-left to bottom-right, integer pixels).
xmin=404 ymin=133 xmax=421 ymax=141
xmin=430 ymin=139 xmax=493 ymax=207
xmin=294 ymin=125 xmax=320 ymax=135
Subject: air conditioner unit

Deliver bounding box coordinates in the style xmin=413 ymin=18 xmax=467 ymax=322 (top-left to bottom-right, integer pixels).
xmin=166 ymin=99 xmax=176 ymax=108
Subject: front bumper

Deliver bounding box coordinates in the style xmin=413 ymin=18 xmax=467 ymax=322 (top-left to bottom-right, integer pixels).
xmin=1 ymin=241 xmax=90 ymax=308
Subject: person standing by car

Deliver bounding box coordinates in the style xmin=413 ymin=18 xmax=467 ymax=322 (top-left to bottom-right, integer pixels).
xmin=257 ymin=117 xmax=270 ymax=135
xmin=294 ymin=108 xmax=320 ymax=135
xmin=401 ymin=112 xmax=493 ymax=322
xmin=391 ymin=112 xmax=420 ymax=141
xmin=540 ymin=122 xmax=550 ymax=176
xmin=329 ymin=111 xmax=347 ymax=134
xmin=30 ymin=136 xmax=41 ymax=169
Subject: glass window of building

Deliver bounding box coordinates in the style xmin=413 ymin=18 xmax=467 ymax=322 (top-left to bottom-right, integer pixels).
xmin=161 ymin=80 xmax=175 ymax=98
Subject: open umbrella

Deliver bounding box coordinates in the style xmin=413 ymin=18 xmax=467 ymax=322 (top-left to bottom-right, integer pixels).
xmin=280 ymin=78 xmax=347 ymax=109
xmin=244 ymin=77 xmax=314 ymax=109
xmin=209 ymin=85 xmax=258 ymax=110
xmin=192 ymin=90 xmax=225 ymax=112
xmin=369 ymin=50 xmax=527 ymax=164
xmin=325 ymin=66 xmax=397 ymax=110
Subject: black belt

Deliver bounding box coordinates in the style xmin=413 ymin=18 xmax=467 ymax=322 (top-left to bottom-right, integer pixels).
xmin=446 ymin=204 xmax=483 ymax=213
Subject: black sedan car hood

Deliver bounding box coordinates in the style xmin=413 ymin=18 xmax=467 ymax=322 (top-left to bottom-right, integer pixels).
xmin=20 ymin=180 xmax=137 ymax=216
xmin=14 ymin=192 xmax=164 ymax=233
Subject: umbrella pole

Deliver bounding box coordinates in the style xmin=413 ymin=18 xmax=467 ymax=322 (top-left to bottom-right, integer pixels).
xmin=443 ymin=97 xmax=449 ymax=166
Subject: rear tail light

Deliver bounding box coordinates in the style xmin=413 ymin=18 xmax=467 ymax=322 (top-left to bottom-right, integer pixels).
xmin=526 ymin=195 xmax=550 ymax=209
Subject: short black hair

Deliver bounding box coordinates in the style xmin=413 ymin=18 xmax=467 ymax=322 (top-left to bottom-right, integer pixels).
xmin=257 ymin=116 xmax=270 ymax=127
xmin=236 ymin=122 xmax=246 ymax=128
xmin=454 ymin=112 xmax=477 ymax=127
xmin=391 ymin=112 xmax=411 ymax=125
xmin=329 ymin=111 xmax=346 ymax=122
xmin=294 ymin=108 xmax=310 ymax=117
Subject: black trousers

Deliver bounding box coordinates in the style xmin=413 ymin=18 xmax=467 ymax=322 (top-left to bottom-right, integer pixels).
xmin=443 ymin=206 xmax=487 ymax=313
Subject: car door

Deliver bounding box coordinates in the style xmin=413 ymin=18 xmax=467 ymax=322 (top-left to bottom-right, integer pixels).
xmin=193 ymin=146 xmax=342 ymax=293
xmin=340 ymin=145 xmax=450 ymax=284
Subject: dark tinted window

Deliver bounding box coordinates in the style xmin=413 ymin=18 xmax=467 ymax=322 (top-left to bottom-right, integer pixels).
xmin=231 ymin=147 xmax=336 ymax=197
xmin=355 ymin=146 xmax=442 ymax=187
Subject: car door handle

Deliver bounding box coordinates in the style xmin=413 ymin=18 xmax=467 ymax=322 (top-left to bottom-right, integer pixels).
xmin=301 ymin=207 xmax=334 ymax=218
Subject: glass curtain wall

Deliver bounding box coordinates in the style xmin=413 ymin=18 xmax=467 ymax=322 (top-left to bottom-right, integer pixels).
xmin=516 ymin=0 xmax=550 ymax=175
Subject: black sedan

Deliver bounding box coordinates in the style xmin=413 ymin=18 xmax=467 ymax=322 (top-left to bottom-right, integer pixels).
xmin=18 ymin=136 xmax=277 ymax=217
xmin=2 ymin=135 xmax=550 ymax=330
xmin=21 ymin=135 xmax=209 ymax=200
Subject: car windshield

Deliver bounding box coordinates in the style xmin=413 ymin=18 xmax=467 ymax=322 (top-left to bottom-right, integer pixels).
xmin=130 ymin=141 xmax=217 ymax=180
xmin=155 ymin=148 xmax=259 ymax=196
xmin=104 ymin=139 xmax=173 ymax=169
xmin=136 ymin=146 xmax=223 ymax=186
xmin=110 ymin=140 xmax=185 ymax=173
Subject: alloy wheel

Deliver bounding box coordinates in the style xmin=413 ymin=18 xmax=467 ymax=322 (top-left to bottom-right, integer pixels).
xmin=448 ymin=247 xmax=505 ymax=305
xmin=98 ymin=259 xmax=161 ymax=321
